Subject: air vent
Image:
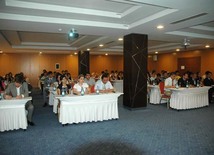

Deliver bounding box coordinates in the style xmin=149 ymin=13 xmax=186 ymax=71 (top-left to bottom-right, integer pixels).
xmin=171 ymin=13 xmax=207 ymax=24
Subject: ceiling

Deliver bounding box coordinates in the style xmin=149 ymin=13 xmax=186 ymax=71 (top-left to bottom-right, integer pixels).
xmin=0 ymin=0 xmax=214 ymax=55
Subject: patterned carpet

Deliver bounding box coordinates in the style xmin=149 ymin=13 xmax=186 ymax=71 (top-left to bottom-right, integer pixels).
xmin=0 ymin=89 xmax=214 ymax=155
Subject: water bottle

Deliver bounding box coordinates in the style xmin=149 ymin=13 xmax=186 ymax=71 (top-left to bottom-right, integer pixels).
xmin=176 ymin=83 xmax=179 ymax=89
xmin=80 ymin=87 xmax=84 ymax=96
xmin=96 ymin=86 xmax=99 ymax=95
xmin=186 ymin=81 xmax=189 ymax=88
xmin=196 ymin=80 xmax=200 ymax=87
xmin=61 ymin=88 xmax=65 ymax=96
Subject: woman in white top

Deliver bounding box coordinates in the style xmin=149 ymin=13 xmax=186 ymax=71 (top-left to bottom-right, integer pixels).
xmin=73 ymin=74 xmax=90 ymax=95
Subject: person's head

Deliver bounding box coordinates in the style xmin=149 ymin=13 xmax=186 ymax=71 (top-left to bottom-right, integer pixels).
xmin=60 ymin=75 xmax=67 ymax=85
xmin=78 ymin=74 xmax=85 ymax=84
xmin=183 ymin=72 xmax=189 ymax=80
xmin=48 ymin=71 xmax=53 ymax=78
xmin=170 ymin=72 xmax=176 ymax=80
xmin=85 ymin=73 xmax=91 ymax=80
xmin=14 ymin=74 xmax=24 ymax=88
xmin=175 ymin=70 xmax=180 ymax=76
xmin=205 ymin=71 xmax=212 ymax=78
xmin=101 ymin=73 xmax=109 ymax=84
xmin=192 ymin=73 xmax=197 ymax=79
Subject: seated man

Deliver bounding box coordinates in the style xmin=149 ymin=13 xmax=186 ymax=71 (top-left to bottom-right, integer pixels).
xmin=84 ymin=73 xmax=95 ymax=87
xmin=203 ymin=71 xmax=214 ymax=103
xmin=95 ymin=73 xmax=114 ymax=93
xmin=178 ymin=72 xmax=189 ymax=87
xmin=164 ymin=72 xmax=177 ymax=88
xmin=4 ymin=73 xmax=35 ymax=126
xmin=43 ymin=71 xmax=56 ymax=107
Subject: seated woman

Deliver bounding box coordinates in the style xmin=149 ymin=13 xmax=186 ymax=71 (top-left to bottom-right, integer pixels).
xmin=73 ymin=74 xmax=90 ymax=95
xmin=57 ymin=75 xmax=71 ymax=95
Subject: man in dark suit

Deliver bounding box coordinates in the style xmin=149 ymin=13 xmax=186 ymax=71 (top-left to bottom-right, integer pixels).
xmin=203 ymin=71 xmax=214 ymax=103
xmin=178 ymin=72 xmax=189 ymax=87
xmin=4 ymin=73 xmax=35 ymax=126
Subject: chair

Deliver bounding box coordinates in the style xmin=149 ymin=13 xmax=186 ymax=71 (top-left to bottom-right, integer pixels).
xmin=159 ymin=82 xmax=171 ymax=109
xmin=90 ymin=85 xmax=95 ymax=93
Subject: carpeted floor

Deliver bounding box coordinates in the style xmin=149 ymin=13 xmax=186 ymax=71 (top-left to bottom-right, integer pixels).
xmin=0 ymin=89 xmax=214 ymax=155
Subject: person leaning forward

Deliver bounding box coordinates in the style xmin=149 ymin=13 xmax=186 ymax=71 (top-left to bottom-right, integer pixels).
xmin=4 ymin=73 xmax=35 ymax=126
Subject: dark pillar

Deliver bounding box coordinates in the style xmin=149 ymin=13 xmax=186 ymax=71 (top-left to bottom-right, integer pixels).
xmin=123 ymin=33 xmax=148 ymax=109
xmin=78 ymin=51 xmax=89 ymax=75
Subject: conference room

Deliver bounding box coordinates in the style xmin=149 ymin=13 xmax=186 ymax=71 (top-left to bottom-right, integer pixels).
xmin=0 ymin=0 xmax=214 ymax=155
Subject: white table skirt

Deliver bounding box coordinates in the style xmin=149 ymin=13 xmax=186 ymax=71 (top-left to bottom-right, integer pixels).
xmin=169 ymin=87 xmax=210 ymax=110
xmin=56 ymin=93 xmax=122 ymax=125
xmin=148 ymin=85 xmax=161 ymax=104
xmin=0 ymin=97 xmax=32 ymax=132
xmin=49 ymin=90 xmax=57 ymax=106
xmin=112 ymin=80 xmax=123 ymax=93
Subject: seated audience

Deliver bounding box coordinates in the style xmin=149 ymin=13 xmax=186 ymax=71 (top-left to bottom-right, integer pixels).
xmin=4 ymin=73 xmax=35 ymax=126
xmin=57 ymin=75 xmax=71 ymax=95
xmin=84 ymin=73 xmax=95 ymax=87
xmin=73 ymin=74 xmax=90 ymax=95
xmin=178 ymin=72 xmax=189 ymax=87
xmin=203 ymin=71 xmax=214 ymax=103
xmin=164 ymin=72 xmax=177 ymax=88
xmin=43 ymin=71 xmax=56 ymax=107
xmin=95 ymin=73 xmax=114 ymax=93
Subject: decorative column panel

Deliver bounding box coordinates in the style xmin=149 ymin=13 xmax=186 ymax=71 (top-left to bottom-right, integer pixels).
xmin=78 ymin=51 xmax=89 ymax=75
xmin=123 ymin=33 xmax=148 ymax=109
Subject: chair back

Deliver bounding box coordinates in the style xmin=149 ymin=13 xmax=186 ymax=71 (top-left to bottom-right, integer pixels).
xmin=90 ymin=85 xmax=95 ymax=93
xmin=159 ymin=81 xmax=165 ymax=94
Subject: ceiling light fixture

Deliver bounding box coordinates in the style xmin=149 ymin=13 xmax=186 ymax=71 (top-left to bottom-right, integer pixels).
xmin=155 ymin=51 xmax=158 ymax=54
xmin=157 ymin=25 xmax=164 ymax=29
xmin=74 ymin=52 xmax=77 ymax=55
xmin=0 ymin=50 xmax=3 ymax=53
xmin=205 ymin=45 xmax=210 ymax=48
xmin=176 ymin=48 xmax=180 ymax=51
xmin=99 ymin=44 xmax=103 ymax=47
xmin=118 ymin=38 xmax=123 ymax=41
xmin=105 ymin=53 xmax=108 ymax=56
xmin=87 ymin=48 xmax=90 ymax=51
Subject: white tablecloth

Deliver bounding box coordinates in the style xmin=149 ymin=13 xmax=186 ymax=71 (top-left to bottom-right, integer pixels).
xmin=112 ymin=80 xmax=123 ymax=93
xmin=49 ymin=90 xmax=57 ymax=106
xmin=0 ymin=97 xmax=32 ymax=132
xmin=56 ymin=93 xmax=122 ymax=125
xmin=168 ymin=87 xmax=210 ymax=110
xmin=148 ymin=85 xmax=161 ymax=104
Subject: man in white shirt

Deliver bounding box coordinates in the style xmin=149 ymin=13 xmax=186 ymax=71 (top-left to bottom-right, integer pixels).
xmin=95 ymin=73 xmax=114 ymax=93
xmin=164 ymin=72 xmax=177 ymax=88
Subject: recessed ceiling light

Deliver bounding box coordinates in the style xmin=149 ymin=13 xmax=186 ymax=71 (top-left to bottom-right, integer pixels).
xmin=0 ymin=50 xmax=3 ymax=53
xmin=155 ymin=51 xmax=158 ymax=54
xmin=58 ymin=28 xmax=62 ymax=31
xmin=118 ymin=38 xmax=123 ymax=41
xmin=74 ymin=52 xmax=77 ymax=55
xmin=105 ymin=53 xmax=108 ymax=56
xmin=39 ymin=51 xmax=42 ymax=54
xmin=87 ymin=48 xmax=90 ymax=51
xmin=99 ymin=44 xmax=103 ymax=47
xmin=176 ymin=48 xmax=180 ymax=51
xmin=157 ymin=25 xmax=164 ymax=29
xmin=205 ymin=45 xmax=210 ymax=48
